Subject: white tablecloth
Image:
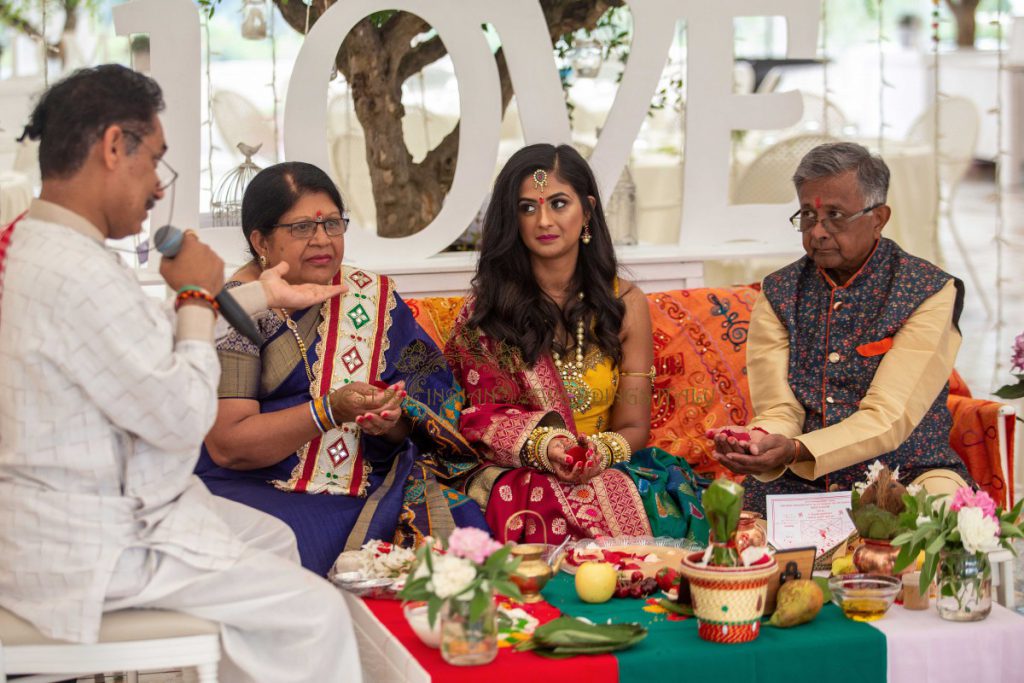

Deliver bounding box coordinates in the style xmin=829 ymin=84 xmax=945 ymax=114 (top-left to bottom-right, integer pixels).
xmin=871 ymin=603 xmax=1024 ymax=683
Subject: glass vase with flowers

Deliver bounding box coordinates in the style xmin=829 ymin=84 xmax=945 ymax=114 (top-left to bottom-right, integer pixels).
xmin=399 ymin=527 xmax=521 ymax=665
xmin=893 ymin=487 xmax=1024 ymax=621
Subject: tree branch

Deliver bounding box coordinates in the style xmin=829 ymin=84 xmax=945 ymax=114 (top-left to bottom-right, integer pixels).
xmin=396 ymin=35 xmax=448 ymax=83
xmin=0 ymin=0 xmax=43 ymax=41
xmin=382 ymin=12 xmax=431 ymax=72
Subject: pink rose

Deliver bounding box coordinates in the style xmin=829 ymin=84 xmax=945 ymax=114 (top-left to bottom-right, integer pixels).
xmin=447 ymin=527 xmax=504 ymax=564
xmin=1012 ymin=332 xmax=1024 ymax=373
xmin=950 ymin=487 xmax=998 ymax=520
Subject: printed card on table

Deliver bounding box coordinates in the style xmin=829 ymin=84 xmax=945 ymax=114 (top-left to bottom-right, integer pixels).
xmin=766 ymin=491 xmax=855 ymax=557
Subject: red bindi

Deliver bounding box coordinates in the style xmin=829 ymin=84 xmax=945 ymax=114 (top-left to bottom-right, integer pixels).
xmin=814 ymin=197 xmax=822 ymax=209
xmin=315 ymin=210 xmax=323 ymax=218
xmin=538 ymin=197 xmax=545 ymax=205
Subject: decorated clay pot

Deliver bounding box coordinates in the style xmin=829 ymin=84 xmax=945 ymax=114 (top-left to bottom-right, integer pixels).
xmin=736 ymin=511 xmax=767 ymax=552
xmin=852 ymin=539 xmax=905 ymax=576
xmin=679 ymin=551 xmax=778 ymax=644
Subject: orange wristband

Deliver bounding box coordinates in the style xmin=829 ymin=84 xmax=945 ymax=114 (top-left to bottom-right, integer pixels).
xmin=789 ymin=439 xmax=803 ymax=466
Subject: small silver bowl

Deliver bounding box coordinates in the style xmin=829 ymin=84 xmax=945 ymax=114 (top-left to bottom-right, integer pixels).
xmin=332 ymin=572 xmax=397 ymax=599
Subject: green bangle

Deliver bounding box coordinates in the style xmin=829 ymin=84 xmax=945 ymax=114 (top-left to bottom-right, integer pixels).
xmin=176 ymin=285 xmax=207 ymax=295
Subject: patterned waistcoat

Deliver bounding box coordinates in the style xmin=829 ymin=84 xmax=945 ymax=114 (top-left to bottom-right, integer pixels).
xmin=761 ymin=238 xmax=964 ymax=489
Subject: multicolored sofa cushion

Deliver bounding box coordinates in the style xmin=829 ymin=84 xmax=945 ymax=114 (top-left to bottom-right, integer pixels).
xmin=407 ymin=288 xmax=1015 ymax=505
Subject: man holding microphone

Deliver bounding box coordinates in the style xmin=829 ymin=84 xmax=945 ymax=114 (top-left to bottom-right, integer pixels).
xmin=0 ymin=64 xmax=362 ymax=682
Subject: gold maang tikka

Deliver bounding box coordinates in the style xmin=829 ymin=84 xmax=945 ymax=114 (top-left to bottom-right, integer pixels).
xmin=532 ymin=169 xmax=548 ymax=193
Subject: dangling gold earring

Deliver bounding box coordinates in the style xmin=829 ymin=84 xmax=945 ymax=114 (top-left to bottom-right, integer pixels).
xmin=581 ymin=223 xmax=592 ymax=245
xmin=258 ymin=255 xmax=267 ymax=268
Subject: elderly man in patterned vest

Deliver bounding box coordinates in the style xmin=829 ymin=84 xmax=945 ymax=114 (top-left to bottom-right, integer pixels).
xmin=712 ymin=141 xmax=971 ymax=514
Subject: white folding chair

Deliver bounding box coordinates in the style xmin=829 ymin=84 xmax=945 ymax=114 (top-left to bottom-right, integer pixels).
xmin=733 ymin=133 xmax=838 ymax=205
xmin=0 ymin=607 xmax=220 ymax=683
xmin=906 ymin=96 xmax=990 ymax=317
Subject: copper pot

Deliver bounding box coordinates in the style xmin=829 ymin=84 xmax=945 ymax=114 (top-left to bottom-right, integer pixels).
xmin=852 ymin=538 xmax=905 ymax=576
xmin=736 ymin=511 xmax=767 ymax=552
xmin=504 ymin=510 xmax=562 ymax=603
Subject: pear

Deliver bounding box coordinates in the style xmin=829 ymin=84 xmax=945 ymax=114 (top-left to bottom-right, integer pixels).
xmin=769 ymin=579 xmax=824 ymax=628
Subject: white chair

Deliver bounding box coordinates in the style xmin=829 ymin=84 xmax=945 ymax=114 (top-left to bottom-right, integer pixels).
xmin=210 ymin=90 xmax=277 ymax=165
xmin=0 ymin=607 xmax=220 ymax=683
xmin=906 ymin=96 xmax=990 ymax=317
xmin=733 ymin=133 xmax=838 ymax=205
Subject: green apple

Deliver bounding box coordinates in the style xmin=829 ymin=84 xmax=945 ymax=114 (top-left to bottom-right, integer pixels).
xmin=575 ymin=561 xmax=618 ymax=603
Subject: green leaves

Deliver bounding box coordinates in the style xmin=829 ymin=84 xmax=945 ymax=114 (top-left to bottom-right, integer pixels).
xmin=848 ymin=503 xmax=902 ymax=540
xmin=515 ymin=617 xmax=648 ymax=658
xmin=993 ymin=375 xmax=1024 ymax=399
xmin=703 ymin=478 xmax=744 ymax=566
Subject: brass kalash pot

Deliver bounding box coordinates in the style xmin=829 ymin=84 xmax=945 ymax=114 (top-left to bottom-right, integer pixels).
xmin=505 ymin=510 xmax=565 ymax=603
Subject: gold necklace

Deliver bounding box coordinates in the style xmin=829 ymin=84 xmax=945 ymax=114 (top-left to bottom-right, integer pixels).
xmin=281 ymin=309 xmax=314 ymax=383
xmin=552 ymin=315 xmax=592 ymax=414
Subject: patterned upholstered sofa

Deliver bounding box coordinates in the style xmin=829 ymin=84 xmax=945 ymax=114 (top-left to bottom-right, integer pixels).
xmin=407 ymin=285 xmax=1017 ymax=507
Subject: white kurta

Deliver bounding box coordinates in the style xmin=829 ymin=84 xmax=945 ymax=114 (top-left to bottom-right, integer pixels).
xmin=0 ymin=200 xmax=360 ymax=682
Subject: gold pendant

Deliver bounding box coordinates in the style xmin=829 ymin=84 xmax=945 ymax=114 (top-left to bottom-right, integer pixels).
xmin=561 ymin=374 xmax=592 ymax=414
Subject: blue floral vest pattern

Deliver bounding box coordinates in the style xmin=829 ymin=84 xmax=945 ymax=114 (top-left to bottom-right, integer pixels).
xmin=760 ymin=238 xmax=964 ymax=490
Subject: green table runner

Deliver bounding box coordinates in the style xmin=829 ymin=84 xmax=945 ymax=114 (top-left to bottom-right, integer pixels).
xmin=542 ymin=574 xmax=886 ymax=683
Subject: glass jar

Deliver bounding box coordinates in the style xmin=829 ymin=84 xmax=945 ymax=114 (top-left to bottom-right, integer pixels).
xmin=440 ymin=595 xmax=498 ymax=666
xmin=936 ymin=547 xmax=992 ymax=622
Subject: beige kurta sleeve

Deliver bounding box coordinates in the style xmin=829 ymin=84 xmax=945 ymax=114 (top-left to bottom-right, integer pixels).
xmin=787 ymin=279 xmax=961 ymax=481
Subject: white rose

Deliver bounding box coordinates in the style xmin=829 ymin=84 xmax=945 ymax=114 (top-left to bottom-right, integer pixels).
xmin=957 ymin=507 xmax=1000 ymax=554
xmin=915 ymin=515 xmax=930 ymax=527
xmin=907 ymin=483 xmax=922 ymax=496
xmin=430 ymin=555 xmax=478 ymax=599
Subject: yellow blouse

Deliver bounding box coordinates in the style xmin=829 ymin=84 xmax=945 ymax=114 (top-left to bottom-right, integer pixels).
xmin=574 ymin=351 xmax=618 ymax=435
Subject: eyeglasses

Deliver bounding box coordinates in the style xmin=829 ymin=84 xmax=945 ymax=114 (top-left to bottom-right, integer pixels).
xmin=122 ymin=130 xmax=178 ymax=192
xmin=272 ymin=214 xmax=350 ymax=239
xmin=789 ymin=203 xmax=883 ymax=234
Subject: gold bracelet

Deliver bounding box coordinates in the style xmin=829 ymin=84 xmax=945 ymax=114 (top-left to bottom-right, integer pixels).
xmin=522 ymin=426 xmax=575 ymax=472
xmin=592 ymin=439 xmax=613 ymax=470
xmin=620 ymin=365 xmax=656 ymax=389
xmin=594 ymin=431 xmax=632 ymax=465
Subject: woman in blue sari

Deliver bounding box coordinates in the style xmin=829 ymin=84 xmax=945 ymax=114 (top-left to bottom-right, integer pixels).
xmin=196 ymin=162 xmax=486 ymax=576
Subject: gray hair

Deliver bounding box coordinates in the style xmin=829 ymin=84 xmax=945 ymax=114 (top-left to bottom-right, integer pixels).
xmin=792 ymin=142 xmax=890 ymax=205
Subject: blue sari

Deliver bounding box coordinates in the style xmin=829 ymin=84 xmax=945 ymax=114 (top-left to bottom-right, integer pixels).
xmin=196 ymin=267 xmax=487 ymax=576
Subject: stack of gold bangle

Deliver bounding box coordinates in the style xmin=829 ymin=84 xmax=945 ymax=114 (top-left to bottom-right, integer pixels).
xmin=522 ymin=425 xmax=575 ymax=472
xmin=592 ymin=431 xmax=632 ymax=466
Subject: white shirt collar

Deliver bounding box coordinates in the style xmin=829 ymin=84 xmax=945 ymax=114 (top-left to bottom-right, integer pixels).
xmin=27 ymin=199 xmax=105 ymax=243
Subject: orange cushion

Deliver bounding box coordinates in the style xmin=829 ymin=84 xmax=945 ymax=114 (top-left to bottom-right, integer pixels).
xmin=645 ymin=287 xmax=760 ymax=481
xmin=947 ymin=394 xmax=1016 ymax=507
xmin=405 ymin=296 xmax=465 ymax=350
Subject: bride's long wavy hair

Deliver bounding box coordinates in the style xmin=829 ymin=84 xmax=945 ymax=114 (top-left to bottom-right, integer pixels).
xmin=469 ymin=144 xmax=624 ymax=366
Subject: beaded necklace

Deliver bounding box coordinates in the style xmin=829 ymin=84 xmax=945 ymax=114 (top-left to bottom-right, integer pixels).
xmin=552 ymin=295 xmax=592 ymax=413
xmin=281 ymin=308 xmax=315 ymax=383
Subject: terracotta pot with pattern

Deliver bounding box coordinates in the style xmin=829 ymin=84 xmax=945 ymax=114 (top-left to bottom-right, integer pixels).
xmin=679 ymin=551 xmax=778 ymax=644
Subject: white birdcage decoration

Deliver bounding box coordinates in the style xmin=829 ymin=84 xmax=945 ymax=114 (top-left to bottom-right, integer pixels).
xmin=605 ymin=165 xmax=638 ymax=246
xmin=212 ymin=143 xmax=262 ymax=227
xmin=241 ymin=0 xmax=268 ymax=40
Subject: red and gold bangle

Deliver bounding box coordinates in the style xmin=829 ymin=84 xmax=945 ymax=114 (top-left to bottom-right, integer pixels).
xmin=174 ymin=287 xmax=219 ymax=312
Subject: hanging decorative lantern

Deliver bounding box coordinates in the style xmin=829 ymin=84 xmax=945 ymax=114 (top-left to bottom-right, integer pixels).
xmin=212 ymin=143 xmax=262 ymax=227
xmin=241 ymin=0 xmax=269 ymax=40
xmin=569 ymin=38 xmax=603 ymax=79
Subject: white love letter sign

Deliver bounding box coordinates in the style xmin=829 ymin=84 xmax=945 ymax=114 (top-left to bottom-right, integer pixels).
xmin=113 ymin=0 xmax=201 ymax=233
xmin=120 ymin=0 xmax=820 ymax=257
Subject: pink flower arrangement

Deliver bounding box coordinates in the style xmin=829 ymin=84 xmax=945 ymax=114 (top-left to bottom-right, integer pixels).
xmin=996 ymin=331 xmax=1024 ymax=400
xmin=949 ymin=487 xmax=997 ymax=520
xmin=1012 ymin=331 xmax=1024 ymax=373
xmin=446 ymin=527 xmax=505 ymax=565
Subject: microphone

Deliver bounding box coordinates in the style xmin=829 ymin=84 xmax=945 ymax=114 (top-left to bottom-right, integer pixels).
xmin=153 ymin=225 xmax=265 ymax=347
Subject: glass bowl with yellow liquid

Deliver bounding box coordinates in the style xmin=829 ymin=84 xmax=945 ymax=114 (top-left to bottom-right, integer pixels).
xmin=828 ymin=574 xmax=901 ymax=622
